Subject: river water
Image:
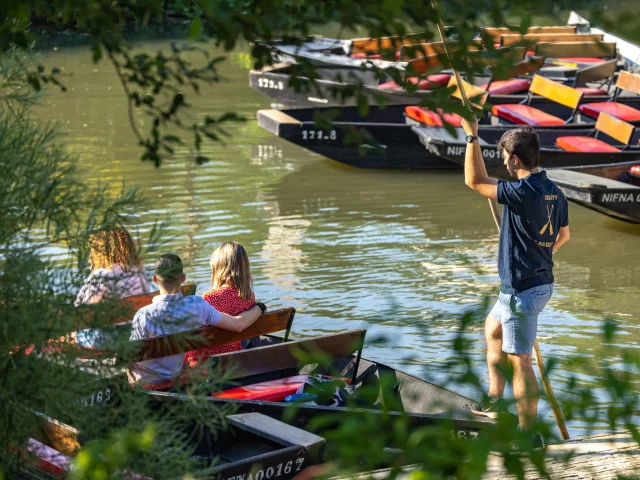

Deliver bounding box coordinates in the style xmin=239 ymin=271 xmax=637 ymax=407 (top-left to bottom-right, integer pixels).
xmin=37 ymin=40 xmax=640 ymax=438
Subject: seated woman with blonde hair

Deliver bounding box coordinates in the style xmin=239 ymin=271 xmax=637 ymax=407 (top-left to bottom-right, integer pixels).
xmin=184 ymin=241 xmax=259 ymax=366
xmin=75 ymin=226 xmax=150 ymax=306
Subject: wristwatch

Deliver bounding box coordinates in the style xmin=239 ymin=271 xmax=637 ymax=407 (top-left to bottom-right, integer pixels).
xmin=256 ymin=302 xmax=267 ymax=314
xmin=466 ymin=134 xmax=478 ymax=143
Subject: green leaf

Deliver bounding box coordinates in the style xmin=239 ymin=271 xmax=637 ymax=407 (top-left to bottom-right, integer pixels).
xmin=92 ymin=45 xmax=102 ymax=63
xmin=189 ymin=18 xmax=203 ymax=39
xmin=162 ymin=135 xmax=183 ymax=145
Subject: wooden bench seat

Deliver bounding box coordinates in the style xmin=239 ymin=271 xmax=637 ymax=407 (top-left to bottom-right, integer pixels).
xmin=492 ymin=104 xmax=566 ymax=125
xmin=578 ymin=71 xmax=640 ymax=122
xmin=404 ymin=77 xmax=486 ymax=127
xmin=144 ymin=327 xmax=364 ymax=392
xmin=556 ymin=112 xmax=635 ymax=153
xmin=480 ymin=78 xmax=531 ymax=95
xmin=491 ymin=74 xmax=583 ymax=126
xmin=405 ymin=106 xmax=462 ymax=126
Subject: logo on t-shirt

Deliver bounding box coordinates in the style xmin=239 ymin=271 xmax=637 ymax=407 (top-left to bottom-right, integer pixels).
xmin=539 ymin=204 xmax=555 ymax=236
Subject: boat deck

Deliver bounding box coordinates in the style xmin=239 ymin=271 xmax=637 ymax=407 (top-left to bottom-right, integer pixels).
xmin=485 ymin=431 xmax=640 ymax=479
xmin=329 ymin=432 xmax=640 ymax=480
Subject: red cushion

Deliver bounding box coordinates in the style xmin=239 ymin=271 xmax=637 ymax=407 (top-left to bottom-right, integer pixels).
xmin=350 ymin=53 xmax=382 ymax=59
xmin=526 ymin=50 xmax=535 ymax=56
xmin=491 ymin=104 xmax=565 ymax=126
xmin=556 ymin=136 xmax=621 ymax=153
xmin=379 ymin=74 xmax=452 ymax=91
xmin=405 ymin=106 xmax=462 ymax=126
xmin=481 ymin=79 xmax=531 ymax=95
xmin=211 ymin=375 xmax=308 ymax=402
xmin=557 ymin=57 xmax=606 ymax=64
xmin=630 ymin=165 xmax=640 ymax=176
xmin=578 ymin=102 xmax=640 ymax=122
xmin=575 ymin=87 xmax=608 ymax=96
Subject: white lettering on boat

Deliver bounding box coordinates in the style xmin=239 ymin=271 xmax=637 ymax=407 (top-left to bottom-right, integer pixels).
xmin=301 ymin=130 xmax=337 ymax=141
xmin=257 ymin=77 xmax=284 ymax=90
xmin=224 ymin=458 xmax=305 ymax=480
xmin=446 ymin=146 xmax=498 ymax=159
xmin=81 ymin=388 xmax=111 ymax=407
xmin=453 ymin=430 xmax=479 ymax=441
xmin=600 ymin=192 xmax=639 ymax=202
xmin=447 ymin=146 xmax=465 ymax=156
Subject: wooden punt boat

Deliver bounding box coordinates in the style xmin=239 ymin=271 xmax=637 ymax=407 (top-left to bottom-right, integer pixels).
xmin=253 ymin=12 xmax=640 ymax=109
xmin=412 ymin=112 xmax=640 ymax=175
xmin=59 ymin=308 xmax=494 ymax=469
xmin=251 ymin=47 xmax=622 ymax=110
xmin=546 ymin=168 xmax=640 ymax=223
xmin=18 ymin=411 xmax=326 ymax=480
xmin=266 ymin=12 xmax=631 ymax=70
xmin=256 ymin=106 xmax=451 ymax=169
xmin=255 ymin=92 xmax=640 ymax=170
xmin=413 ymin=112 xmax=640 ymax=223
xmin=141 ymin=329 xmax=494 ymax=442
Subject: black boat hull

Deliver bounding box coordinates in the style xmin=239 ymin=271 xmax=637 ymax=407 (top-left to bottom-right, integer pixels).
xmin=257 ymin=107 xmax=454 ymax=169
xmin=412 ymin=125 xmax=640 ymax=176
xmin=256 ymin=105 xmax=640 ymax=170
xmin=547 ymin=169 xmax=640 ymax=223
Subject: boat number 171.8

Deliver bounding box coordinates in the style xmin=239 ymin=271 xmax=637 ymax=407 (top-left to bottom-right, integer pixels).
xmin=257 ymin=77 xmax=285 ymax=90
xmin=301 ymin=130 xmax=337 ymax=140
xmin=223 ymin=457 xmax=306 ymax=480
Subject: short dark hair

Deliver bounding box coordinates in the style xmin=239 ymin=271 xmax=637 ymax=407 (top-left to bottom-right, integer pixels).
xmin=497 ymin=127 xmax=540 ymax=170
xmin=154 ymin=254 xmax=183 ymax=287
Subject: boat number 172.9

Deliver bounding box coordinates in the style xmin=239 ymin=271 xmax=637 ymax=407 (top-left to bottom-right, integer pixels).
xmin=257 ymin=77 xmax=285 ymax=90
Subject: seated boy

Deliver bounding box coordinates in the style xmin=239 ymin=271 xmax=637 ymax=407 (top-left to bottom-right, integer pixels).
xmin=128 ymin=254 xmax=265 ymax=386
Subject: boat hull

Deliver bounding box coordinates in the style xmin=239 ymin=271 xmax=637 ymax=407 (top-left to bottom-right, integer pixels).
xmin=547 ymin=169 xmax=640 ymax=223
xmin=257 ymin=107 xmax=455 ymax=169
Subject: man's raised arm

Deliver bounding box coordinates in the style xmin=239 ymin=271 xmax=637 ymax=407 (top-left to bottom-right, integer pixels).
xmin=461 ymin=117 xmax=498 ymax=201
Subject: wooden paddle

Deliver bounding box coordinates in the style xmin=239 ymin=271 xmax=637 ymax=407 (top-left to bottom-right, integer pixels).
xmin=429 ymin=0 xmax=570 ymax=441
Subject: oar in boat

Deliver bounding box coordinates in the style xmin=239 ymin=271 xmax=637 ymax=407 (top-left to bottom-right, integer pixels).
xmin=430 ymin=0 xmax=570 ymax=441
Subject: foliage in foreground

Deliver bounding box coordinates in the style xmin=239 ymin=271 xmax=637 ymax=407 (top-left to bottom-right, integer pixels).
xmin=0 ymin=50 xmax=238 ymax=478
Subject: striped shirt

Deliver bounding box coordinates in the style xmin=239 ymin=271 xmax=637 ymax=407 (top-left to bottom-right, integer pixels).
xmin=127 ymin=293 xmax=221 ymax=385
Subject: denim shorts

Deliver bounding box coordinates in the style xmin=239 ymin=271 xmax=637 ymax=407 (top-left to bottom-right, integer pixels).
xmin=489 ymin=284 xmax=554 ymax=354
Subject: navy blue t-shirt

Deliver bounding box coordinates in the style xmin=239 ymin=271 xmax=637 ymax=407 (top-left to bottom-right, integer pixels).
xmin=497 ymin=171 xmax=569 ymax=294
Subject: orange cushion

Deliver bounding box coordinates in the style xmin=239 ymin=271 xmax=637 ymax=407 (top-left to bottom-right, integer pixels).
xmin=575 ymin=87 xmax=608 ymax=96
xmin=481 ymin=79 xmax=531 ymax=95
xmin=578 ymin=102 xmax=640 ymax=122
xmin=405 ymin=106 xmax=462 ymax=126
xmin=557 ymin=57 xmax=606 ymax=64
xmin=350 ymin=53 xmax=382 ymax=60
xmin=379 ymin=74 xmax=452 ymax=91
xmin=556 ymin=136 xmax=621 ymax=153
xmin=491 ymin=104 xmax=565 ymax=126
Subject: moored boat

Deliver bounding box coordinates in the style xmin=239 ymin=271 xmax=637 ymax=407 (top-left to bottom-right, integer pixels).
xmin=19 ymin=411 xmax=326 ymax=480
xmin=143 ymin=329 xmax=494 ymax=440
xmin=546 ymin=168 xmax=640 ymax=223
xmin=252 ymin=12 xmax=640 ymax=109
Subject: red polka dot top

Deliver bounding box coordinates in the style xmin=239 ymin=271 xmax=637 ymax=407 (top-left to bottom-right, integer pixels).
xmin=183 ymin=285 xmax=256 ymax=367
